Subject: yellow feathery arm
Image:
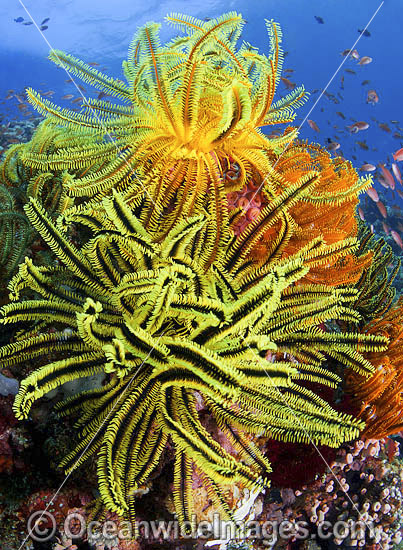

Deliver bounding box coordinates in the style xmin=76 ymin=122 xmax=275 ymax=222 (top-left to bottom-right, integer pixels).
xmin=102 ymin=190 xmax=156 ymax=241
xmin=48 ymin=49 xmax=131 ymax=101
xmin=1 ymin=299 xmax=79 ymax=326
xmin=13 ymin=352 xmax=106 ymax=419
xmin=0 ymin=331 xmax=88 ymax=368
xmin=161 ymin=387 xmax=259 ymax=488
xmin=127 ymin=417 xmax=168 ymax=488
xmin=97 ymin=381 xmax=160 ymax=515
xmin=24 ymin=198 xmax=106 ymax=294
xmin=8 ymin=258 xmax=86 ymax=305
xmin=26 ymin=89 xmax=105 ymax=131
xmin=137 ymin=24 xmax=178 ymax=132
xmin=187 ymin=13 xmax=244 ymax=62
xmin=223 ymin=172 xmax=319 ymax=272
xmin=173 ymin=450 xmax=194 ymax=528
xmin=22 ymin=142 xmax=119 ymax=172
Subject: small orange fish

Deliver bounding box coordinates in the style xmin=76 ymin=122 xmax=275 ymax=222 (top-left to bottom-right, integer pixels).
xmin=376 ymin=201 xmax=387 ymax=218
xmin=350 ymin=49 xmax=360 ymax=60
xmin=61 ymin=94 xmax=74 ymax=100
xmin=88 ymin=62 xmax=100 ymax=66
xmin=379 ymin=123 xmax=391 ymax=133
xmin=390 ymin=230 xmax=403 ymax=249
xmin=72 ymin=97 xmax=84 ymax=104
xmin=377 ymin=175 xmax=389 ymax=189
xmin=355 ymin=140 xmax=368 ymax=151
xmin=42 ymin=90 xmax=55 ymax=97
xmin=392 ymin=163 xmax=402 ymax=185
xmin=78 ymin=85 xmax=86 ymax=93
xmin=382 ymin=222 xmax=390 ymax=235
xmin=358 ymin=56 xmax=372 ymax=65
xmin=366 ymin=187 xmax=379 ymax=202
xmin=379 ymin=164 xmax=395 ymax=190
xmin=307 ymin=119 xmax=320 ymax=132
xmin=326 ymin=141 xmax=340 ymax=151
xmin=366 ymin=89 xmax=379 ymax=105
xmin=360 ymin=163 xmax=376 ymax=172
xmin=355 ymin=121 xmax=369 ymax=130
xmin=358 ymin=206 xmax=365 ymax=221
xmin=393 ymin=147 xmax=403 ymax=162
xmin=347 ymin=122 xmax=369 ymax=133
xmin=280 ymin=77 xmax=295 ymax=90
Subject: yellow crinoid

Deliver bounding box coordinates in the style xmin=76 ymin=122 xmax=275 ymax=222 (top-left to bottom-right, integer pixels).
xmin=24 ymin=13 xmax=307 ymax=231
xmin=0 ymin=192 xmax=387 ymax=527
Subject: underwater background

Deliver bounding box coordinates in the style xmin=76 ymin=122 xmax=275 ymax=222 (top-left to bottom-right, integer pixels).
xmin=0 ymin=1 xmax=403 ymax=549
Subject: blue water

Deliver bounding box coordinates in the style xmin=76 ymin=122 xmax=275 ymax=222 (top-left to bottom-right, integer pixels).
xmin=1 ymin=0 xmax=402 ymax=202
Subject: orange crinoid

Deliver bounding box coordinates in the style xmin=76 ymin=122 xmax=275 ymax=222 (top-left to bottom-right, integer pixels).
xmin=346 ymin=299 xmax=403 ymax=439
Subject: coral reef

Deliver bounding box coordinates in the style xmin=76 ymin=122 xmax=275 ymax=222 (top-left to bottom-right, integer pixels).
xmin=258 ymin=437 xmax=403 ymax=549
